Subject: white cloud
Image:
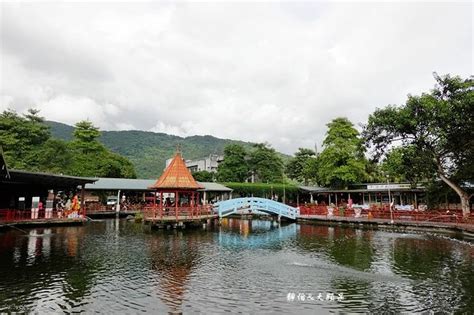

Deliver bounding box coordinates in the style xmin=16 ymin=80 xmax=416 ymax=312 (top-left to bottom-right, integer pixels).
xmin=0 ymin=1 xmax=472 ymax=154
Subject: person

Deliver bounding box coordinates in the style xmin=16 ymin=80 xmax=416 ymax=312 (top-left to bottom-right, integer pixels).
xmin=56 ymin=198 xmax=64 ymax=218
xmin=72 ymin=194 xmax=80 ymax=211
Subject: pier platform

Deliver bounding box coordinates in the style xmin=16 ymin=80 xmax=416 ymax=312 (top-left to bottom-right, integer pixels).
xmin=0 ymin=218 xmax=86 ymax=230
xmin=297 ymin=215 xmax=474 ymax=234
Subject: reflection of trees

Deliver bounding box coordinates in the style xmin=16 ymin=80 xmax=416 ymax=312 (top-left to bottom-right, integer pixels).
xmin=148 ymin=231 xmax=213 ymax=314
xmin=392 ymin=238 xmax=474 ymax=312
xmin=296 ymin=224 xmax=378 ymax=312
xmin=393 ymin=238 xmax=453 ymax=278
xmin=0 ymin=226 xmax=101 ymax=312
xmin=297 ymin=224 xmax=375 ymax=271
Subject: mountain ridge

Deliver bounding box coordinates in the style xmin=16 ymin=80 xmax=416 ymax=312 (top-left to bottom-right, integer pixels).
xmin=46 ymin=121 xmax=288 ymax=179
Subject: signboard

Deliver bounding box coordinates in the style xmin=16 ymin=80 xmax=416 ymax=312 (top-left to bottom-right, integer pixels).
xmin=31 ymin=196 xmax=40 ymax=219
xmin=367 ymin=184 xmax=411 ymax=190
xmin=18 ymin=197 xmax=25 ymax=210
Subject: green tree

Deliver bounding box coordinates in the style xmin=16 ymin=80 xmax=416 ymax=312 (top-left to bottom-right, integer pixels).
xmin=317 ymin=117 xmax=368 ymax=188
xmin=286 ymin=148 xmax=318 ymax=185
xmin=0 ymin=108 xmax=51 ymax=169
xmin=380 ymin=146 xmax=434 ymax=184
xmin=364 ymin=73 xmax=474 ymax=217
xmin=217 ymin=144 xmax=249 ymax=182
xmin=248 ymin=143 xmax=284 ymax=183
xmin=69 ymin=120 xmax=136 ymax=178
xmin=34 ymin=139 xmax=73 ymax=174
xmin=73 ymin=120 xmax=100 ymax=141
xmin=192 ymin=170 xmax=214 ymax=182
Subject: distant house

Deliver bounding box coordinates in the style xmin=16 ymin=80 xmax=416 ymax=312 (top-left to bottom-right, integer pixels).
xmin=84 ymin=177 xmax=233 ymax=205
xmin=166 ymin=154 xmax=224 ymax=173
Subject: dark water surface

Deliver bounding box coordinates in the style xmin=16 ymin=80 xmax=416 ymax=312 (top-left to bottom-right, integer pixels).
xmin=0 ymin=219 xmax=473 ymax=314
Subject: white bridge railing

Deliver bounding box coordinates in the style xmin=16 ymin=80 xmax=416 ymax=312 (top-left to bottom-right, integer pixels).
xmin=214 ymin=197 xmax=299 ymax=220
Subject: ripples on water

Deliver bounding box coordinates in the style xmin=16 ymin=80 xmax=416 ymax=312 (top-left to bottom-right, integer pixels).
xmin=0 ymin=219 xmax=473 ymax=314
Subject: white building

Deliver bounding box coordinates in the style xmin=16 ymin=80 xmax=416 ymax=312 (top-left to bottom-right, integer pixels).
xmin=166 ymin=154 xmax=224 ymax=173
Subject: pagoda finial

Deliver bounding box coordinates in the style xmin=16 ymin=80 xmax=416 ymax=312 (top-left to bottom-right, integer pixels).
xmin=176 ymin=143 xmax=182 ymax=154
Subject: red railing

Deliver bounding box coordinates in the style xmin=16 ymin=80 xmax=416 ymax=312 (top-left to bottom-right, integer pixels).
xmin=0 ymin=208 xmax=86 ymax=223
xmin=86 ymin=203 xmax=149 ymax=213
xmin=298 ymin=205 xmax=474 ymax=225
xmin=142 ymin=205 xmax=214 ymax=220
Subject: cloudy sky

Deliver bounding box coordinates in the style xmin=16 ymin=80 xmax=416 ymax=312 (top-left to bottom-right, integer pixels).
xmin=0 ymin=1 xmax=472 ymax=154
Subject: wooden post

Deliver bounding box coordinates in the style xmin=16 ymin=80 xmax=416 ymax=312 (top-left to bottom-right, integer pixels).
xmin=160 ymin=191 xmax=163 ymax=218
xmin=175 ymin=191 xmax=179 ymax=220
xmin=191 ymin=191 xmax=194 ymax=219
xmin=80 ymin=185 xmax=85 ymax=217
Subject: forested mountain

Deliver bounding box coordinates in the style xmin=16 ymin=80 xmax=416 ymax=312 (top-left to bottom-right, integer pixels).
xmin=46 ymin=121 xmax=258 ymax=178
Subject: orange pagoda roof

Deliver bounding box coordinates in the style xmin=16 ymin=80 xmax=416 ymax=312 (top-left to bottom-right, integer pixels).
xmin=149 ymin=152 xmax=204 ymax=190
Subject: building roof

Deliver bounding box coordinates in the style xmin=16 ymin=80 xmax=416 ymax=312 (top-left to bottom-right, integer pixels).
xmin=149 ymin=152 xmax=204 ymax=190
xmin=198 ymin=182 xmax=232 ymax=192
xmin=299 ymin=185 xmax=327 ymax=193
xmin=299 ymin=183 xmax=425 ymax=194
xmin=84 ymin=177 xmax=232 ymax=192
xmin=3 ymin=169 xmax=96 ymax=188
xmin=85 ymin=178 xmax=155 ymax=191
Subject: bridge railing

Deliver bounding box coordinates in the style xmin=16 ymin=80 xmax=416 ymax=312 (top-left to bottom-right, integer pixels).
xmin=214 ymin=197 xmax=299 ymax=219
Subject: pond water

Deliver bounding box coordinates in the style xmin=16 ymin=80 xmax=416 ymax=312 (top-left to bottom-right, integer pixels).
xmin=0 ymin=219 xmax=473 ymax=314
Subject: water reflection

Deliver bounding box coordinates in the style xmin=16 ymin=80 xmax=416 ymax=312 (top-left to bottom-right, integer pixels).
xmin=0 ymin=226 xmax=98 ymax=313
xmin=0 ymin=219 xmax=472 ymax=313
xmin=148 ymin=231 xmax=213 ymax=314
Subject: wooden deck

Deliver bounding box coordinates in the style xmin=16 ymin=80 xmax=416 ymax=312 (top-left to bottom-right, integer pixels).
xmin=0 ymin=218 xmax=86 ymax=229
xmin=144 ymin=213 xmax=218 ymax=223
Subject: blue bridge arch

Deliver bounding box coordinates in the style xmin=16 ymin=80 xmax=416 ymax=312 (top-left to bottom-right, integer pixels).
xmin=214 ymin=197 xmax=299 ymax=220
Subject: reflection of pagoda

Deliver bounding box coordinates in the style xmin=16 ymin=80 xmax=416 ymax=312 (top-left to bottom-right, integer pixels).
xmin=148 ymin=232 xmax=213 ymax=313
xmin=147 ymin=151 xmax=210 ymax=224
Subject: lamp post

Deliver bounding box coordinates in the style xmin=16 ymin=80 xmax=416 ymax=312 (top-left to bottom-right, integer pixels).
xmin=386 ymin=175 xmax=393 ymax=224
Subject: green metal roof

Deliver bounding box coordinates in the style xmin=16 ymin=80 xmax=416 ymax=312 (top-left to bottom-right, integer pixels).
xmin=5 ymin=169 xmax=96 ymax=188
xmin=299 ymin=184 xmax=425 ymax=193
xmin=85 ymin=177 xmax=232 ymax=192
xmin=198 ymin=182 xmax=233 ymax=192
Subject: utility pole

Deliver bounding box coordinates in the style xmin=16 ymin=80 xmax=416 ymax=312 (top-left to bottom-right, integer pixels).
xmin=387 ymin=175 xmax=393 ymax=224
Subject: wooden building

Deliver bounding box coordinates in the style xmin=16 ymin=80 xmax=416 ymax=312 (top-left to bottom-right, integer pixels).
xmin=144 ymin=151 xmax=218 ymax=225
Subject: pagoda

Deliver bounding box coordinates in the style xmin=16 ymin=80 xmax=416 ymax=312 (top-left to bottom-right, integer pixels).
xmin=148 ymin=151 xmax=204 ymax=220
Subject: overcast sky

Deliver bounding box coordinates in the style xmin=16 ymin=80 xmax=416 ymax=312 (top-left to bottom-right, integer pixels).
xmin=1 ymin=1 xmax=472 ymax=155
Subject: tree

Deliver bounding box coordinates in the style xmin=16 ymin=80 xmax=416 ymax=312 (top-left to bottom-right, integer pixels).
xmin=192 ymin=170 xmax=214 ymax=182
xmin=0 ymin=108 xmax=51 ymax=169
xmin=364 ymin=73 xmax=474 ymax=217
xmin=248 ymin=143 xmax=284 ymax=183
xmin=217 ymin=144 xmax=249 ymax=182
xmin=69 ymin=120 xmax=137 ymax=178
xmin=380 ymin=146 xmax=434 ymax=184
xmin=317 ymin=117 xmax=368 ymax=188
xmin=70 ymin=121 xmax=103 ymax=153
xmin=34 ymin=139 xmax=72 ymax=174
xmin=286 ymin=148 xmax=318 ymax=185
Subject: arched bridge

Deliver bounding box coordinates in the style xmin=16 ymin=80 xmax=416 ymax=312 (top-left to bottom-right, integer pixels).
xmin=214 ymin=197 xmax=299 ymax=220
